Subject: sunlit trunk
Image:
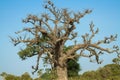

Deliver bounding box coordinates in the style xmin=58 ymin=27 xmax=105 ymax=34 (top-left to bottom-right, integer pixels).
xmin=56 ymin=65 xmax=68 ymax=80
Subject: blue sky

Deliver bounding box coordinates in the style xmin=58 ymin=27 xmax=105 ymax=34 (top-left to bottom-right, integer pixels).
xmin=0 ymin=0 xmax=120 ymax=79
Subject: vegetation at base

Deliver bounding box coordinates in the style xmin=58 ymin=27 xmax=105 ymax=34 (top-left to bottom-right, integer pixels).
xmin=1 ymin=64 xmax=120 ymax=80
xmin=0 ymin=72 xmax=33 ymax=80
xmin=79 ymin=64 xmax=120 ymax=80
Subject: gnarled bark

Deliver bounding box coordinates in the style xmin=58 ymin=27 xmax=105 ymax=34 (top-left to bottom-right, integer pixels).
xmin=56 ymin=65 xmax=67 ymax=80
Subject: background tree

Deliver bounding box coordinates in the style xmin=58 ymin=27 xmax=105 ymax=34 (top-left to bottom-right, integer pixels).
xmin=10 ymin=1 xmax=120 ymax=80
xmin=20 ymin=72 xmax=32 ymax=80
xmin=112 ymin=57 xmax=120 ymax=65
xmin=67 ymin=58 xmax=80 ymax=77
xmin=80 ymin=64 xmax=120 ymax=80
xmin=0 ymin=72 xmax=32 ymax=80
xmin=64 ymin=46 xmax=81 ymax=77
xmin=0 ymin=72 xmax=20 ymax=80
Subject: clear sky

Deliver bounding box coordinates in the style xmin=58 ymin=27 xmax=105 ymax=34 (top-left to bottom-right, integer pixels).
xmin=0 ymin=0 xmax=120 ymax=79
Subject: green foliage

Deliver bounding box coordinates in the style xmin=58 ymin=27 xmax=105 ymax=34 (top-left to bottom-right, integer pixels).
xmin=64 ymin=46 xmax=81 ymax=77
xmin=18 ymin=46 xmax=37 ymax=60
xmin=40 ymin=69 xmax=57 ymax=80
xmin=80 ymin=64 xmax=120 ymax=80
xmin=112 ymin=57 xmax=120 ymax=65
xmin=63 ymin=46 xmax=73 ymax=53
xmin=0 ymin=72 xmax=32 ymax=80
xmin=0 ymin=72 xmax=20 ymax=80
xmin=41 ymin=72 xmax=57 ymax=80
xmin=36 ymin=64 xmax=120 ymax=80
xmin=67 ymin=59 xmax=80 ymax=77
xmin=1 ymin=64 xmax=120 ymax=80
xmin=20 ymin=72 xmax=32 ymax=80
xmin=17 ymin=35 xmax=49 ymax=60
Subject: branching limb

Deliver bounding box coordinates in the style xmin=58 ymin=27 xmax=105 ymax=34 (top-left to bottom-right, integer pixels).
xmin=81 ymin=22 xmax=99 ymax=44
xmin=22 ymin=14 xmax=38 ymax=25
xmin=95 ymin=34 xmax=117 ymax=45
xmin=9 ymin=36 xmax=36 ymax=46
xmin=32 ymin=51 xmax=42 ymax=74
xmin=44 ymin=0 xmax=59 ymax=20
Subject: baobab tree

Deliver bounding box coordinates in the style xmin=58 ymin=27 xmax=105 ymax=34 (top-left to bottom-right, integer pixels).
xmin=10 ymin=1 xmax=120 ymax=80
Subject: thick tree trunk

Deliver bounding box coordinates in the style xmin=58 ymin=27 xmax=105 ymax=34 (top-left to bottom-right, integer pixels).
xmin=56 ymin=65 xmax=68 ymax=80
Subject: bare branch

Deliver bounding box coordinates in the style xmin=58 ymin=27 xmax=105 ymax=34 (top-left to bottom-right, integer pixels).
xmin=44 ymin=0 xmax=59 ymax=20
xmin=42 ymin=21 xmax=53 ymax=33
xmin=66 ymin=44 xmax=88 ymax=58
xmin=32 ymin=51 xmax=43 ymax=74
xmin=90 ymin=44 xmax=119 ymax=53
xmin=95 ymin=34 xmax=117 ymax=45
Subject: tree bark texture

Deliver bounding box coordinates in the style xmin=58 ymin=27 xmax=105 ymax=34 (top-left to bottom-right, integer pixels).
xmin=56 ymin=65 xmax=68 ymax=80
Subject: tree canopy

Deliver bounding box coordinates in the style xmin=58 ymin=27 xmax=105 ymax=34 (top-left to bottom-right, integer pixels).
xmin=10 ymin=1 xmax=120 ymax=80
